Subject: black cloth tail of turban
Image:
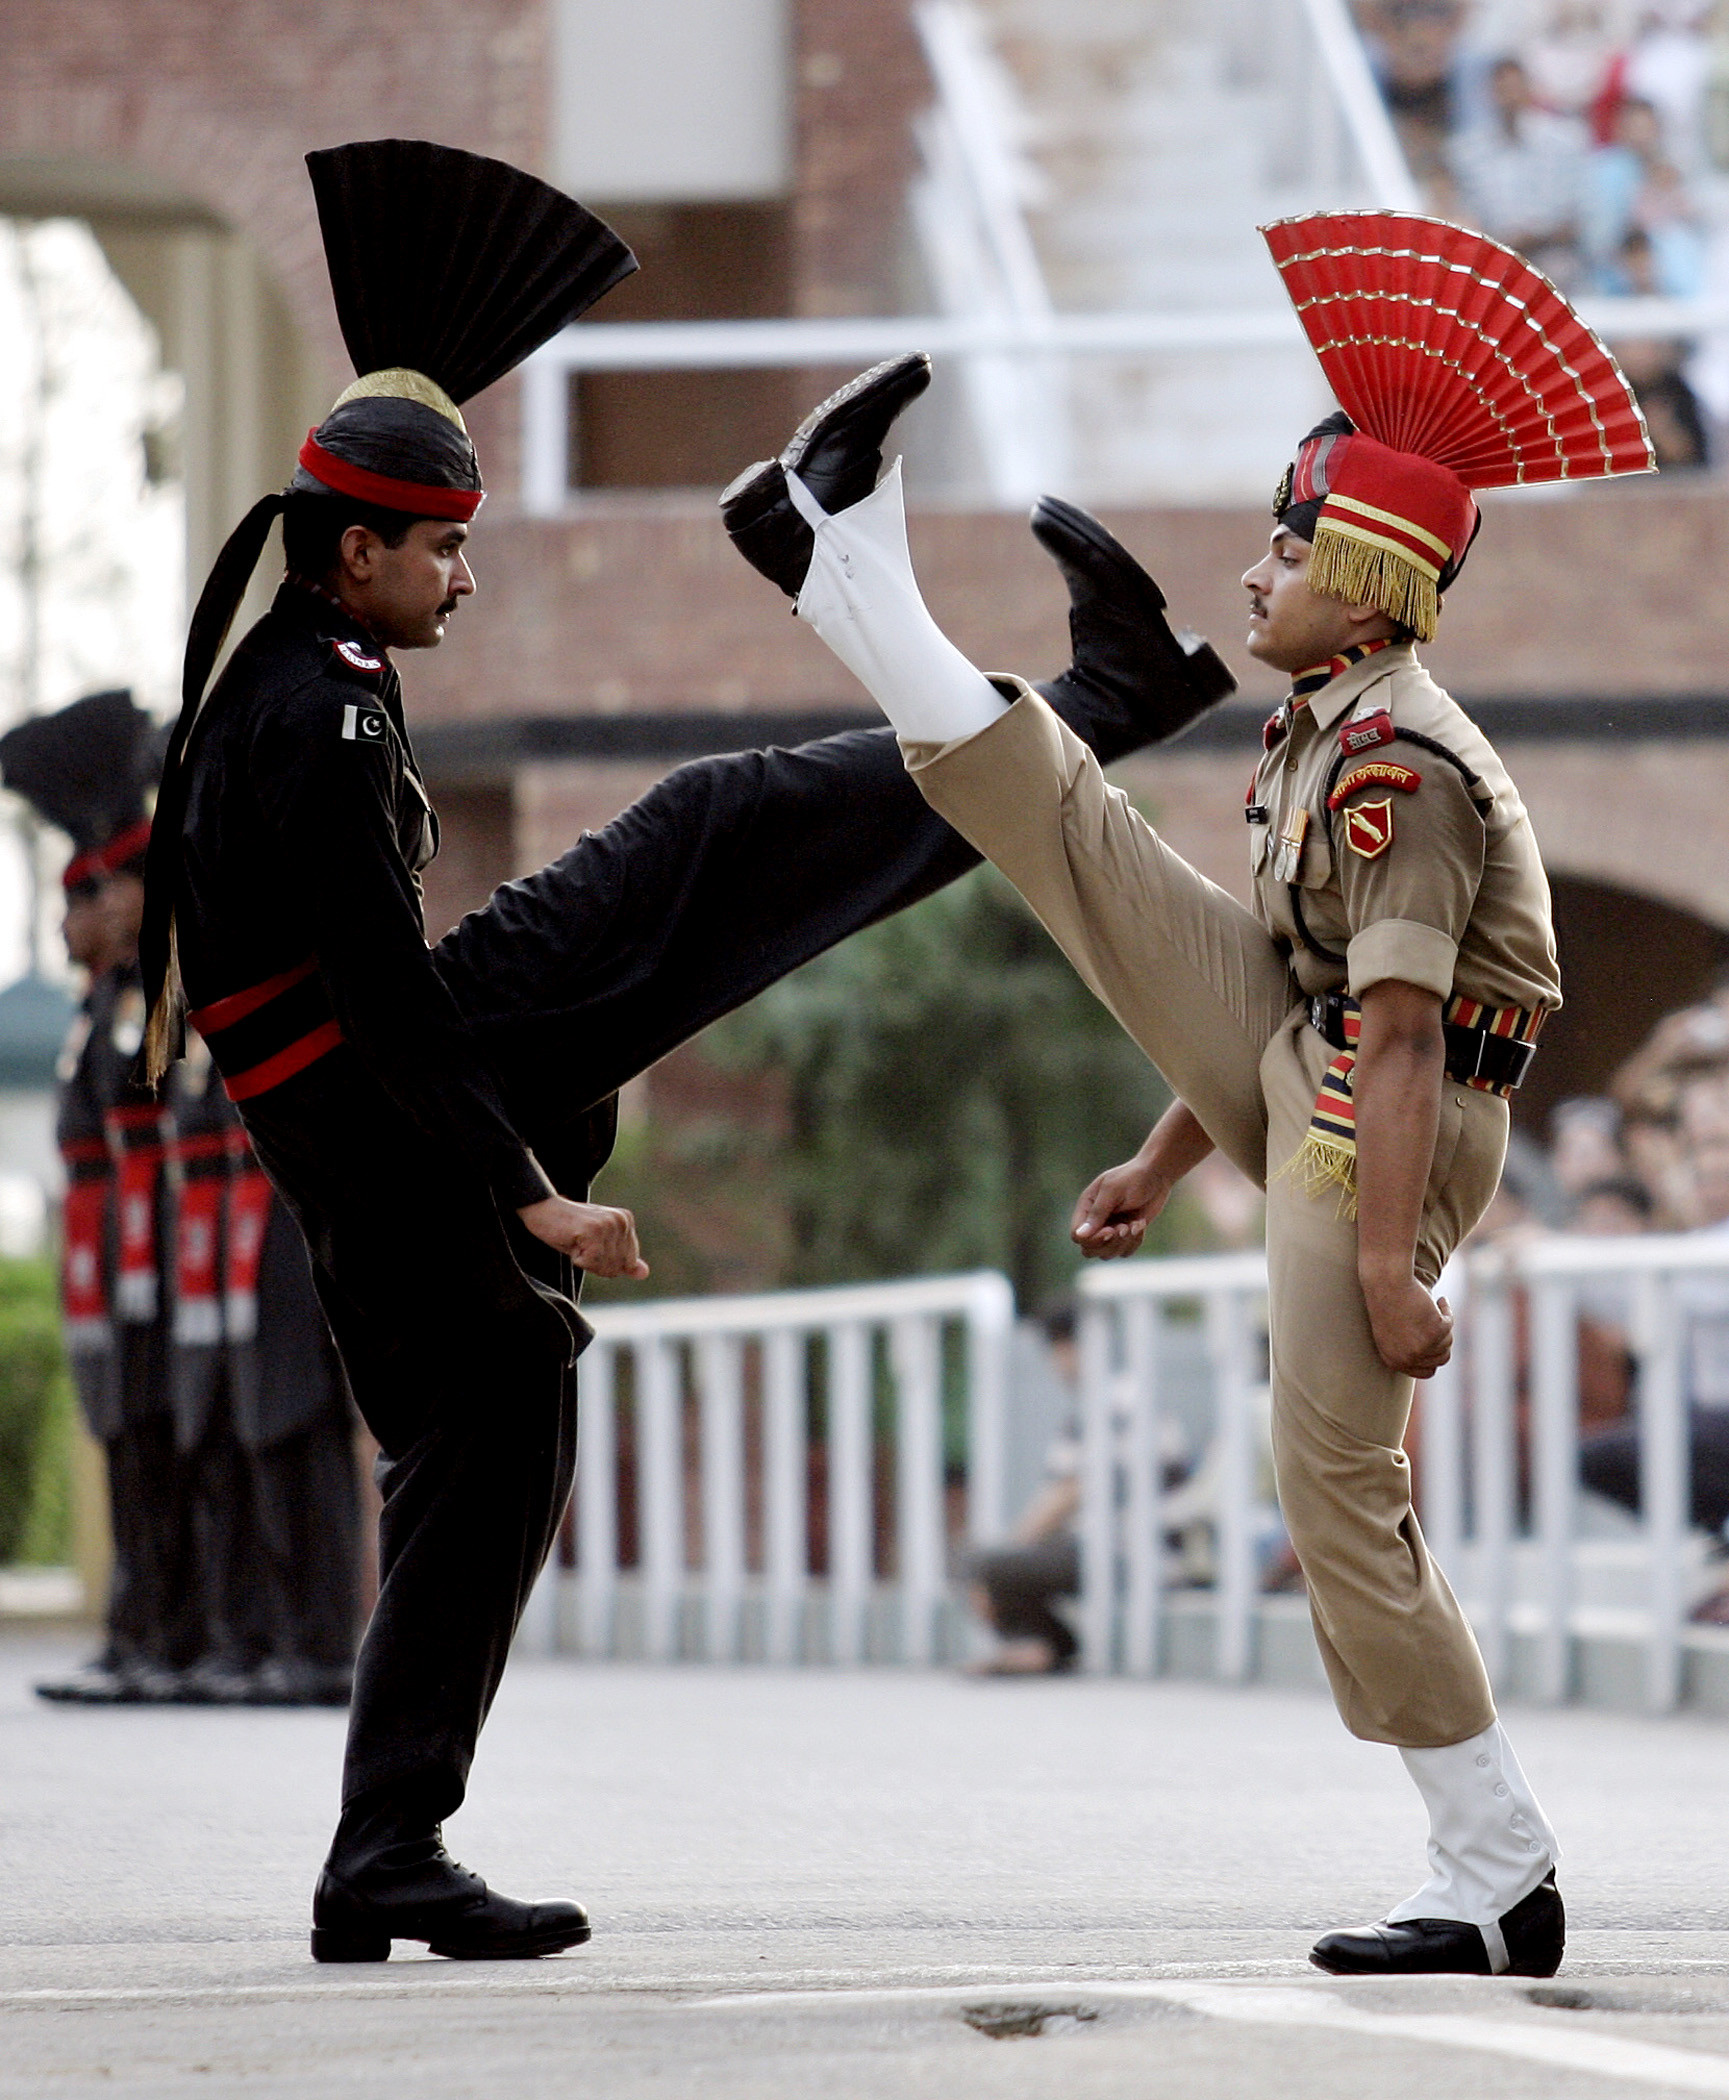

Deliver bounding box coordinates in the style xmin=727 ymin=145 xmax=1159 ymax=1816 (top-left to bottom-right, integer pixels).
xmin=141 ymin=140 xmax=637 ymax=1084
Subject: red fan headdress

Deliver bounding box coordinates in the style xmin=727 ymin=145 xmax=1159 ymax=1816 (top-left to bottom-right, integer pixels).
xmin=1261 ymin=212 xmax=1654 ymax=641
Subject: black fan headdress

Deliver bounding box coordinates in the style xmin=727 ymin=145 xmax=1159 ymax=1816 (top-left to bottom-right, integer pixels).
xmin=0 ymin=690 xmax=156 ymax=895
xmin=142 ymin=141 xmax=637 ymax=1079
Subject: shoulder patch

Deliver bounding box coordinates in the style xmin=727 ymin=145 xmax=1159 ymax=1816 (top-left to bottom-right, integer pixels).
xmin=1343 ymin=798 xmax=1395 ymax=860
xmin=1339 ymin=707 xmax=1395 ymax=756
xmin=1327 ymin=759 xmax=1422 ymax=812
xmin=341 ymin=701 xmax=390 ymax=746
xmin=333 ymin=638 xmax=385 ymax=675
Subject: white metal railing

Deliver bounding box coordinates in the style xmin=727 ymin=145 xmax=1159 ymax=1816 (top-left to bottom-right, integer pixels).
xmin=1443 ymin=1234 xmax=1729 ymax=1715
xmin=519 ymin=1270 xmax=1014 ymax=1664
xmin=1075 ymin=1252 xmax=1273 ymax=1682
xmin=1068 ymin=1236 xmax=1729 ymax=1715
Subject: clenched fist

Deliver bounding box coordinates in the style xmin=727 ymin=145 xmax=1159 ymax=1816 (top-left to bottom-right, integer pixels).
xmin=516 ymin=1194 xmax=649 ymax=1279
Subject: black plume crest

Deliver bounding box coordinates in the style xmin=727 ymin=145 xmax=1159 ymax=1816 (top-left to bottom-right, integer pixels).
xmin=306 ymin=140 xmax=638 ymax=402
xmin=0 ymin=689 xmax=151 ymax=852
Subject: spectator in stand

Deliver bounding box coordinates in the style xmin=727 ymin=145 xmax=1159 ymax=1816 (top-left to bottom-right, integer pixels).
xmin=1586 ymin=95 xmax=1708 ymax=290
xmin=1449 ymin=55 xmax=1592 ymax=285
xmin=1359 ymin=0 xmax=1472 ymax=207
xmin=1524 ymin=1 xmax=1632 ymax=129
xmin=1551 ymin=1096 xmax=1628 ymax=1200
xmin=966 ymin=1305 xmax=1084 ymax=1676
xmin=1578 ymin=1119 xmax=1729 ymax=1621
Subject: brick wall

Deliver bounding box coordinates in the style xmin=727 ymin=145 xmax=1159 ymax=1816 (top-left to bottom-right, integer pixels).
xmin=0 ymin=0 xmax=549 ymax=394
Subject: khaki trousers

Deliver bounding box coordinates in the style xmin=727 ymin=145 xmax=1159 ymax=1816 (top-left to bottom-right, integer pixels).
xmin=910 ymin=692 xmax=1505 ymax=1747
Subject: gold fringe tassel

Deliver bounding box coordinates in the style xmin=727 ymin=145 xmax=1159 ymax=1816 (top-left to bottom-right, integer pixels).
xmin=1308 ymin=526 xmax=1439 ymax=644
xmin=143 ymin=915 xmax=183 ymax=1090
xmin=1276 ymin=1133 xmax=1360 ymax=1220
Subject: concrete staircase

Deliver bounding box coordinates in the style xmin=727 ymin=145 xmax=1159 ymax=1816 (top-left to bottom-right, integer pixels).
xmin=958 ymin=0 xmax=1363 ymax=503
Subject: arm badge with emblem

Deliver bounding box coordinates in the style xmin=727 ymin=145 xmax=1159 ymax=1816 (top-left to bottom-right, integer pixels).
xmin=1343 ymin=798 xmax=1395 ymax=859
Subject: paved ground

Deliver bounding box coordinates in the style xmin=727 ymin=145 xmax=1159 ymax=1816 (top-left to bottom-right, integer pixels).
xmin=7 ymin=1633 xmax=1729 ymax=2096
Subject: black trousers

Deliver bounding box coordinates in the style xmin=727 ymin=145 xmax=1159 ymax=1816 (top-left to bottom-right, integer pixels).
xmin=104 ymin=1412 xmax=200 ymax=1669
xmin=181 ymin=1399 xmax=274 ymax=1667
xmin=249 ymin=1404 xmax=362 ymax=1668
xmin=970 ymin=1535 xmax=1081 ymax=1662
xmin=1581 ymin=1407 xmax=1729 ymax=1534
xmin=252 ymin=698 xmax=1143 ymax=1825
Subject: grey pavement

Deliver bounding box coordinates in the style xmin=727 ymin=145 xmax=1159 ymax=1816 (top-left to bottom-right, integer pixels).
xmin=5 ymin=1631 xmax=1729 ymax=2096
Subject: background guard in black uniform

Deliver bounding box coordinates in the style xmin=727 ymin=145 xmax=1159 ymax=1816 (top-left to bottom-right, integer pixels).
xmin=141 ymin=141 xmax=1235 ymax=1964
xmin=5 ymin=693 xmax=195 ymax=1701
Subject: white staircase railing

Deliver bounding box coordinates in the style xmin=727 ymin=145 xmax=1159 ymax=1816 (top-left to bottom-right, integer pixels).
xmin=519 ymin=1270 xmax=1014 ymax=1663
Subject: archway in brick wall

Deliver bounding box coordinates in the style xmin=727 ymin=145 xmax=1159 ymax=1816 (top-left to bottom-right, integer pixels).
xmin=1516 ymin=876 xmax=1729 ymax=1133
xmin=0 ymin=156 xmax=328 ymax=625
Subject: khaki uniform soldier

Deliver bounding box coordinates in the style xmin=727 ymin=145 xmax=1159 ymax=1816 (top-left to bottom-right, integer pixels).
xmin=724 ymin=211 xmax=1656 ymax=1978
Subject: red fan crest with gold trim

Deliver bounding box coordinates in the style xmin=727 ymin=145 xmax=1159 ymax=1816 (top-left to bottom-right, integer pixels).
xmin=1262 ymin=211 xmax=1653 ymax=486
xmin=1258 ymin=212 xmax=1653 ymax=639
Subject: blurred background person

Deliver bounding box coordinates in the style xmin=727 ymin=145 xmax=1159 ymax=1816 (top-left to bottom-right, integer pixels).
xmin=1 ymin=691 xmax=359 ymax=1704
xmin=1448 ymin=54 xmax=1591 ymax=284
xmin=3 ymin=692 xmax=195 ymax=1702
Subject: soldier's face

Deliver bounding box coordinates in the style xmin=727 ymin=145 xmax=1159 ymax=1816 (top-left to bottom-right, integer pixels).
xmin=1242 ymin=527 xmax=1378 ymax=673
xmin=338 ymin=518 xmax=476 ymax=650
xmin=62 ymin=892 xmax=105 ymax=973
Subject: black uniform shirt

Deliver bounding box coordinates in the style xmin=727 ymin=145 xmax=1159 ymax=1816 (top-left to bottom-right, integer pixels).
xmin=174 ymin=581 xmax=553 ymax=1211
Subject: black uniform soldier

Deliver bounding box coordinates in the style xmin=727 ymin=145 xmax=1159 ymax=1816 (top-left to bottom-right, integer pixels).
xmin=4 ymin=692 xmax=195 ymax=1701
xmin=141 ymin=142 xmax=1232 ymax=1962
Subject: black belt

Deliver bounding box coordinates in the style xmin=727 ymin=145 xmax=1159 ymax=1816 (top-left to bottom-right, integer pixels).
xmin=1307 ymin=990 xmax=1539 ymax=1096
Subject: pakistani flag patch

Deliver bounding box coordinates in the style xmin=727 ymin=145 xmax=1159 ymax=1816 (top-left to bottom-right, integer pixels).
xmin=342 ymin=703 xmax=389 ymax=745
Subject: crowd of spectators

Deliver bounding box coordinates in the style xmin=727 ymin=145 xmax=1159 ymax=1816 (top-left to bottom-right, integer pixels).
xmin=1355 ymin=0 xmax=1729 ymax=465
xmin=1475 ymin=974 xmax=1729 ymax=1618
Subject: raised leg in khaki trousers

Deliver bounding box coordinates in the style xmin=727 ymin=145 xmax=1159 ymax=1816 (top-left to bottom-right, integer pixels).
xmin=909 ymin=689 xmax=1504 ymax=1749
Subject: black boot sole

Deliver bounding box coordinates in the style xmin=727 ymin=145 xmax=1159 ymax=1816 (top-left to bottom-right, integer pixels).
xmin=310 ymin=1918 xmax=594 ymax=1963
xmin=721 ymin=354 xmax=934 ymax=599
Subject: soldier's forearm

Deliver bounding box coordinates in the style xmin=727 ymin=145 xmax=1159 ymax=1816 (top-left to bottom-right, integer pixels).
xmin=1352 ymin=980 xmax=1445 ymax=1289
xmin=1137 ymin=1100 xmax=1215 ymax=1186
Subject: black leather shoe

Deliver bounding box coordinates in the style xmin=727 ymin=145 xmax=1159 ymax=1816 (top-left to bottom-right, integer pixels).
xmin=721 ymin=352 xmax=934 ymax=597
xmin=35 ymin=1655 xmax=134 ymax=1704
xmin=250 ymin=1657 xmax=353 ymax=1707
xmin=312 ymin=1800 xmax=590 ymax=1963
xmin=1310 ymin=1870 xmax=1563 ymax=1978
xmin=176 ymin=1653 xmax=259 ymax=1705
xmin=1030 ymin=495 xmax=1235 ymax=748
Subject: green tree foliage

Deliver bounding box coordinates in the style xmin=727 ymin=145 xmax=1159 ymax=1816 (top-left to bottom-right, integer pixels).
xmin=702 ymin=864 xmax=1175 ymax=1309
xmin=0 ymin=1257 xmax=73 ymax=1566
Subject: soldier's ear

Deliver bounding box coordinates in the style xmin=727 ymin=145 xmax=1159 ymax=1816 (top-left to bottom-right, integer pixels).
xmin=337 ymin=524 xmax=381 ymax=582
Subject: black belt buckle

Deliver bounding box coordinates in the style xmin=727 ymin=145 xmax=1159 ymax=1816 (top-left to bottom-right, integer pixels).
xmin=1307 ymin=990 xmax=1352 ymax=1051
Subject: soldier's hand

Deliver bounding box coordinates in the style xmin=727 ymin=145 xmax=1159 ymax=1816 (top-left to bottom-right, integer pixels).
xmin=1362 ymin=1274 xmax=1453 ymax=1379
xmin=1071 ymin=1159 xmax=1172 ymax=1260
xmin=517 ymin=1195 xmax=650 ymax=1279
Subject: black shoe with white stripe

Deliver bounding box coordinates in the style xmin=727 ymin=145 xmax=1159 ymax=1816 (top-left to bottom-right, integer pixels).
xmin=1309 ymin=1871 xmax=1564 ymax=1977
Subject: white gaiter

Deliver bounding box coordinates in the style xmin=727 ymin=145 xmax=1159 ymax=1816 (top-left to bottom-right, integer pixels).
xmin=787 ymin=460 xmax=1009 ymax=743
xmin=1387 ymin=1721 xmax=1559 ymax=1970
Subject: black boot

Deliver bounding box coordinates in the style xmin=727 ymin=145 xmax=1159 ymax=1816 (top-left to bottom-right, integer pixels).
xmin=1031 ymin=496 xmax=1235 ymax=757
xmin=35 ymin=1651 xmax=136 ymax=1705
xmin=1310 ymin=1870 xmax=1564 ymax=1978
xmin=311 ymin=1789 xmax=591 ymax=1963
xmin=720 ymin=352 xmax=934 ymax=597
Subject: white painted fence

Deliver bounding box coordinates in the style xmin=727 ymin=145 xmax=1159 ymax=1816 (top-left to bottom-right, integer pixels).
xmin=523 ymin=1238 xmax=1729 ymax=1707
xmin=1073 ymin=1238 xmax=1729 ymax=1714
xmin=522 ymin=1271 xmax=1013 ymax=1664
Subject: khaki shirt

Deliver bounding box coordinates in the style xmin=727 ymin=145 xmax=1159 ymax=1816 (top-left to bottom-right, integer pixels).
xmin=1247 ymin=642 xmax=1560 ymax=1014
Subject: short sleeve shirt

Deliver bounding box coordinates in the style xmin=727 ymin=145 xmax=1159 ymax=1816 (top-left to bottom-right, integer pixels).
xmin=1247 ymin=643 xmax=1561 ymax=1015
